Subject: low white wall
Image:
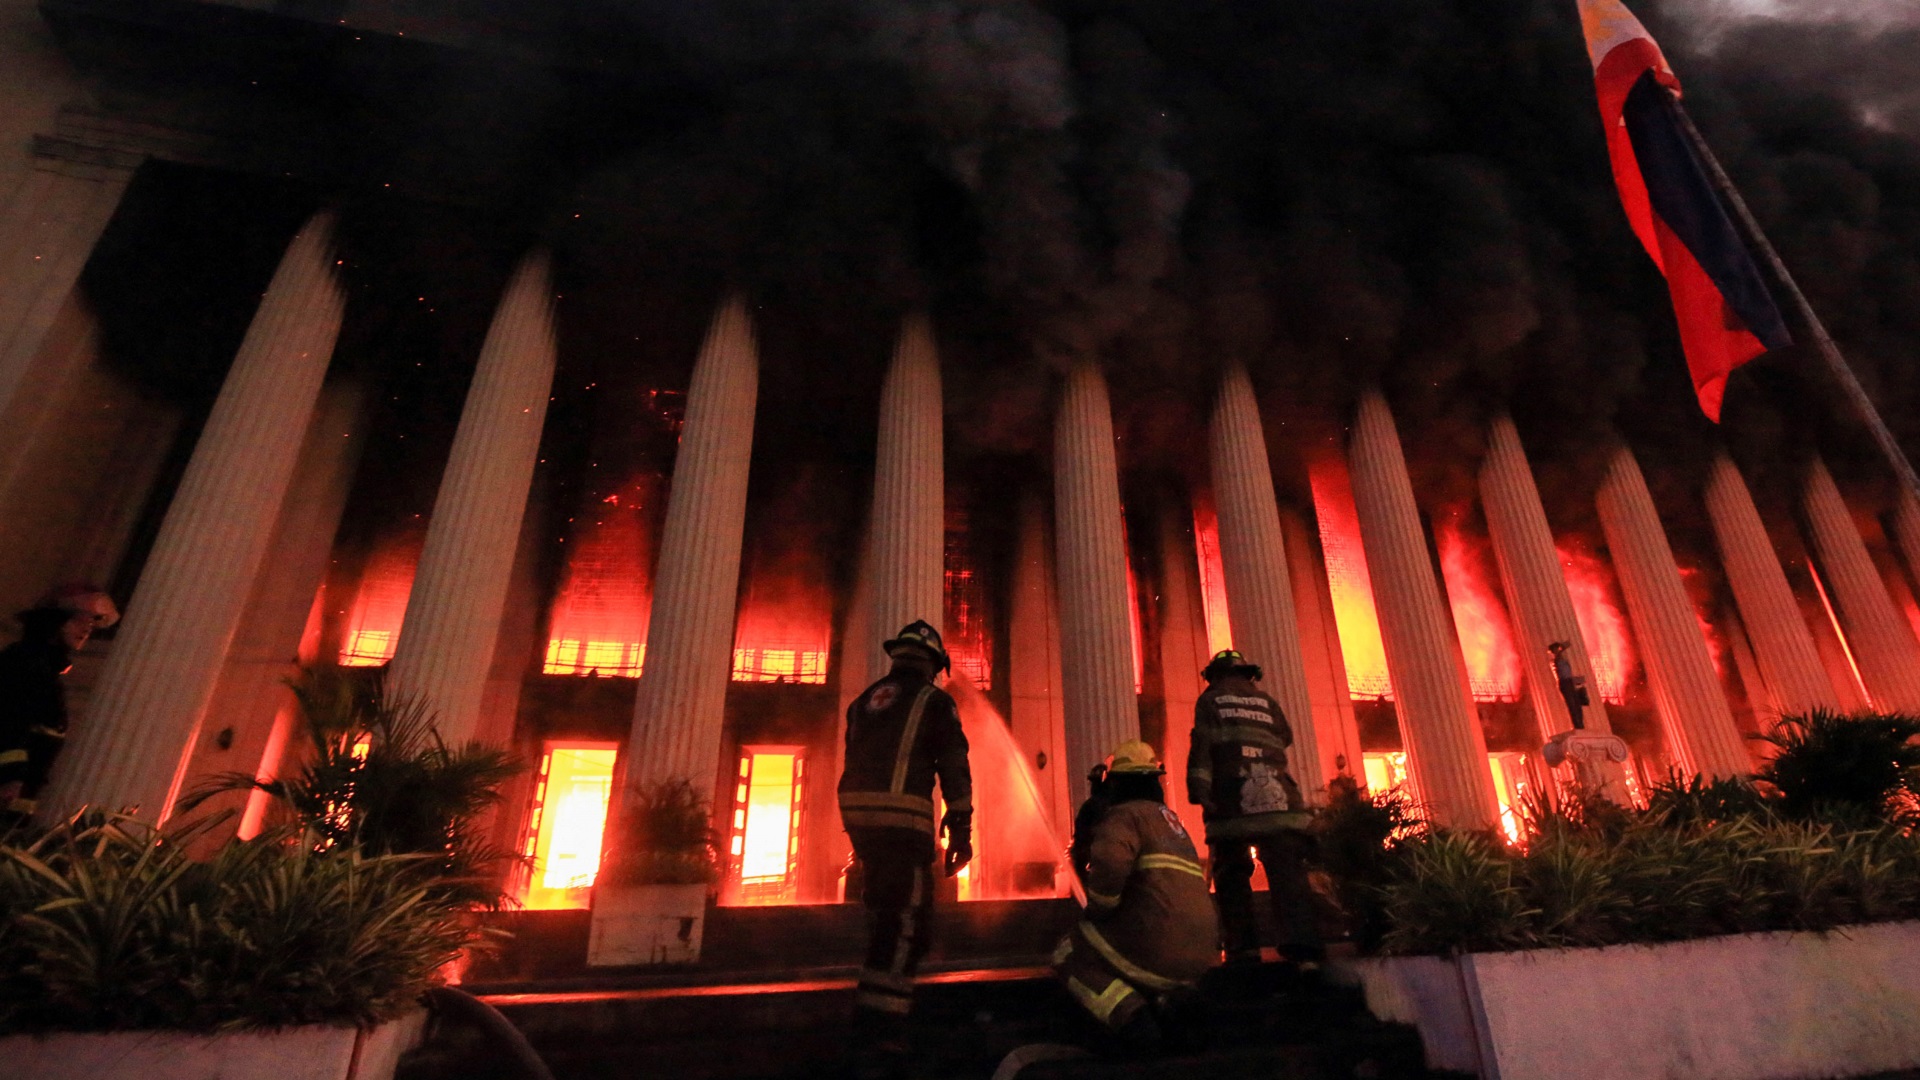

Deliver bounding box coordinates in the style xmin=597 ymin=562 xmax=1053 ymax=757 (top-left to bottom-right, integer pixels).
xmin=1334 ymin=921 xmax=1920 ymax=1080
xmin=1 ymin=1012 xmax=425 ymax=1080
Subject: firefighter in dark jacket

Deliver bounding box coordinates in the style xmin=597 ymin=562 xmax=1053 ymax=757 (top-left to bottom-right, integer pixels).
xmin=838 ymin=620 xmax=971 ymax=1078
xmin=1056 ymin=740 xmax=1218 ymax=1050
xmin=1188 ymin=649 xmax=1323 ymax=967
xmin=0 ymin=586 xmax=119 ymax=822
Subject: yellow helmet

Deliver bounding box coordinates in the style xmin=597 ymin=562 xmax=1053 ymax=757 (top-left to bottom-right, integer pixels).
xmin=1107 ymin=739 xmax=1165 ymax=775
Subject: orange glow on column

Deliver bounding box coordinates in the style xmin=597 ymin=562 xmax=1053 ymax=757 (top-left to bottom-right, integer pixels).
xmin=1436 ymin=519 xmax=1522 ymax=701
xmin=545 ymin=480 xmax=655 ymax=677
xmin=339 ymin=532 xmax=422 ymax=666
xmin=1678 ymin=565 xmax=1728 ymax=680
xmin=1309 ymin=458 xmax=1393 ymax=699
xmin=1487 ymin=753 xmax=1532 ymax=846
xmin=1192 ymin=499 xmax=1235 ymax=655
xmin=519 ymin=743 xmax=618 ymax=911
xmin=728 ymin=748 xmax=805 ymax=905
xmin=1126 ymin=560 xmax=1145 ymax=695
xmin=1558 ymin=540 xmax=1637 ymax=704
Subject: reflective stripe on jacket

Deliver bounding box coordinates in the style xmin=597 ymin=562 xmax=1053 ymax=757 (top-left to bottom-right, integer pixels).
xmin=838 ymin=668 xmax=971 ymax=837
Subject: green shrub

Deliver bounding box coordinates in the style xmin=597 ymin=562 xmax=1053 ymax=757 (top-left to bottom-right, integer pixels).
xmin=0 ymin=816 xmax=479 ymax=1034
xmin=1311 ymin=783 xmax=1425 ymax=951
xmin=1757 ymin=709 xmax=1920 ymax=823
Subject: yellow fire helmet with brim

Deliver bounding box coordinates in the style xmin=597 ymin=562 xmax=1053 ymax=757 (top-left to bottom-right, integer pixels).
xmin=1107 ymin=739 xmax=1165 ymax=775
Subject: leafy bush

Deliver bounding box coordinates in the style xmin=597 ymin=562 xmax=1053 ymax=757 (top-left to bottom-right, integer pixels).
xmin=1312 ymin=783 xmax=1426 ymax=951
xmin=181 ymin=667 xmax=519 ymax=904
xmin=602 ymin=779 xmax=719 ymax=887
xmin=1756 ymin=709 xmax=1920 ymax=823
xmin=0 ymin=816 xmax=479 ymax=1034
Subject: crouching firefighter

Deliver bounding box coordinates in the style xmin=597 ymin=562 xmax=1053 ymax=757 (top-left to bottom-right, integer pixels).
xmin=1189 ymin=649 xmax=1323 ymax=967
xmin=838 ymin=620 xmax=972 ymax=1078
xmin=1055 ymin=741 xmax=1219 ymax=1051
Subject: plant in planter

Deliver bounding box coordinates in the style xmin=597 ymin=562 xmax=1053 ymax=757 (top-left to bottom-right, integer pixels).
xmin=1755 ymin=708 xmax=1920 ymax=824
xmin=0 ymin=815 xmax=479 ymax=1079
xmin=588 ymin=779 xmax=719 ymax=967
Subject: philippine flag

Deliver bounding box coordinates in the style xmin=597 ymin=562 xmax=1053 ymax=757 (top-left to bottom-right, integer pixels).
xmin=1577 ymin=0 xmax=1791 ymax=420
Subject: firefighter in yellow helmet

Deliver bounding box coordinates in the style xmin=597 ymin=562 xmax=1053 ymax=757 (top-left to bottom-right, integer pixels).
xmin=1055 ymin=740 xmax=1219 ymax=1050
xmin=838 ymin=620 xmax=971 ymax=1080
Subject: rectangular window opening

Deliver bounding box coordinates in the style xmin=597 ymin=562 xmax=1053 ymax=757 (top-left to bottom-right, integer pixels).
xmin=726 ymin=746 xmax=806 ymax=905
xmin=518 ymin=742 xmax=619 ymax=911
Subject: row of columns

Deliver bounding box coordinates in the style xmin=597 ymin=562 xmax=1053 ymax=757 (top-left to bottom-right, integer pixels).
xmin=20 ymin=203 xmax=1920 ymax=839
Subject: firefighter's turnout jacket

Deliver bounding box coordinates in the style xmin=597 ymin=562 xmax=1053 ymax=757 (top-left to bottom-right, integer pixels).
xmin=1054 ymin=798 xmax=1219 ymax=1029
xmin=838 ymin=667 xmax=972 ymax=847
xmin=1187 ymin=674 xmax=1308 ymax=841
xmin=0 ymin=637 xmax=72 ymax=816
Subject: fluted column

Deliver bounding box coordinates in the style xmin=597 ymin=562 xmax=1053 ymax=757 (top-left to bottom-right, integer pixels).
xmin=0 ymin=157 xmax=131 ymax=437
xmin=619 ymin=296 xmax=759 ymax=802
xmin=1705 ymin=454 xmax=1840 ymax=716
xmin=386 ymin=252 xmax=558 ymax=743
xmin=1596 ymin=445 xmax=1749 ymax=778
xmin=1892 ymin=489 xmax=1920 ymax=609
xmin=1347 ymin=391 xmax=1500 ymax=830
xmin=1278 ymin=505 xmax=1365 ymax=789
xmin=1479 ymin=415 xmax=1616 ymax=741
xmin=1054 ymin=361 xmax=1138 ymax=807
xmin=1209 ymin=365 xmax=1322 ymax=800
xmin=1802 ymin=456 xmax=1920 ymax=711
xmin=866 ymin=314 xmax=944 ymax=683
xmin=39 ymin=212 xmax=345 ymax=821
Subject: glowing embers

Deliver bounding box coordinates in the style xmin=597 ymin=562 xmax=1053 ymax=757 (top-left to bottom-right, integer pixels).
xmin=727 ymin=747 xmax=806 ymax=905
xmin=1436 ymin=519 xmax=1522 ymax=702
xmin=1309 ymin=459 xmax=1393 ymax=699
xmin=544 ymin=479 xmax=656 ymax=678
xmin=1487 ymin=753 xmax=1534 ymax=846
xmin=1192 ymin=500 xmax=1235 ymax=655
xmin=519 ymin=743 xmax=618 ymax=911
xmin=338 ymin=533 xmax=422 ymax=666
xmin=1558 ymin=541 xmax=1637 ymax=705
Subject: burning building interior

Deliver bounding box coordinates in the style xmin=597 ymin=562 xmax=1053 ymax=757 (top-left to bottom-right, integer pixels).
xmin=5 ymin=0 xmax=1920 ymax=980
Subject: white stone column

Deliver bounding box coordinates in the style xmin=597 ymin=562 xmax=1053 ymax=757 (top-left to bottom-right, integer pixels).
xmin=1277 ymin=505 xmax=1365 ymax=789
xmin=1347 ymin=391 xmax=1500 ymax=830
xmin=1596 ymin=445 xmax=1749 ymax=779
xmin=386 ymin=252 xmax=558 ymax=743
xmin=39 ymin=212 xmax=346 ymax=821
xmin=1892 ymin=489 xmax=1920 ymax=608
xmin=1053 ymin=361 xmax=1138 ymax=806
xmin=1705 ymin=454 xmax=1841 ymax=716
xmin=618 ymin=296 xmax=759 ymax=803
xmin=1209 ymin=364 xmax=1323 ymax=800
xmin=1010 ymin=492 xmax=1073 ymax=845
xmin=866 ymin=313 xmax=944 ymax=683
xmin=1802 ymin=456 xmax=1920 ymax=711
xmin=0 ymin=156 xmax=131 ymax=435
xmin=1479 ymin=415 xmax=1615 ymax=740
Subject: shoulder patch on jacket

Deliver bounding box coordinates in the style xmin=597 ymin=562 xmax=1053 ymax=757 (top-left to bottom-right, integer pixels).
xmin=867 ymin=683 xmax=900 ymax=713
xmin=1158 ymin=804 xmax=1189 ymax=840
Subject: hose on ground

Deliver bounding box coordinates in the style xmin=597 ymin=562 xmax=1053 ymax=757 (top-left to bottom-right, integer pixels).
xmin=423 ymin=986 xmax=557 ymax=1080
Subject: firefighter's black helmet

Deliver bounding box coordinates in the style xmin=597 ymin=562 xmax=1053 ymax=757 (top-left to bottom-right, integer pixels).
xmin=1202 ymin=648 xmax=1263 ymax=683
xmin=884 ymin=619 xmax=951 ymax=673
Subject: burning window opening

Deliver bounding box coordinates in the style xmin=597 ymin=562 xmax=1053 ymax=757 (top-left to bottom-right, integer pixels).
xmin=731 ymin=647 xmax=828 ymax=684
xmin=1487 ymin=752 xmax=1534 ymax=846
xmin=1362 ymin=751 xmax=1411 ymax=797
xmin=544 ymin=480 xmax=654 ymax=678
xmin=945 ymin=524 xmax=994 ymax=689
xmin=727 ymin=747 xmax=806 ymax=905
xmin=337 ymin=537 xmax=420 ymax=667
xmin=1558 ymin=541 xmax=1637 ymax=705
xmin=517 ymin=743 xmax=618 ymax=911
xmin=1192 ymin=500 xmax=1234 ymax=656
xmin=1310 ymin=461 xmax=1393 ymax=699
xmin=1436 ymin=520 xmax=1523 ymax=703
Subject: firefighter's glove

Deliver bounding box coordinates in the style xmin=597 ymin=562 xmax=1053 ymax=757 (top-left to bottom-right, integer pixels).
xmin=942 ymin=813 xmax=973 ymax=877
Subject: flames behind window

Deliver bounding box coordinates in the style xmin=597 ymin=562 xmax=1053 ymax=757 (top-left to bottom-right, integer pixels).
xmin=338 ymin=530 xmax=423 ymax=667
xmin=1435 ymin=519 xmax=1522 ymax=702
xmin=544 ymin=477 xmax=658 ymax=678
xmin=1309 ymin=459 xmax=1393 ymax=699
xmin=1192 ymin=499 xmax=1235 ymax=656
xmin=519 ymin=743 xmax=618 ymax=911
xmin=945 ymin=521 xmax=993 ymax=689
xmin=1557 ymin=541 xmax=1637 ymax=705
xmin=727 ymin=747 xmax=806 ymax=905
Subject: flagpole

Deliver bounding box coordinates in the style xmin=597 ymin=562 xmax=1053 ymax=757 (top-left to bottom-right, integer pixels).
xmin=1663 ymin=91 xmax=1920 ymax=503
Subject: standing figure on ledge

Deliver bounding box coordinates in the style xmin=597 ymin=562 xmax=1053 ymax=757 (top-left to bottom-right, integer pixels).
xmin=0 ymin=586 xmax=119 ymax=823
xmin=1189 ymin=649 xmax=1322 ymax=968
xmin=1056 ymin=741 xmax=1217 ymax=1051
xmin=1548 ymin=640 xmax=1589 ymax=730
xmin=837 ymin=620 xmax=971 ymax=1080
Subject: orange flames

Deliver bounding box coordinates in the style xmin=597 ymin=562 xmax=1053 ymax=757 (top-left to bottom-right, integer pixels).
xmin=1192 ymin=499 xmax=1235 ymax=655
xmin=544 ymin=478 xmax=657 ymax=678
xmin=338 ymin=531 xmax=423 ymax=666
xmin=732 ymin=563 xmax=832 ymax=685
xmin=1436 ymin=519 xmax=1522 ymax=702
xmin=1557 ymin=541 xmax=1636 ymax=704
xmin=1308 ymin=459 xmax=1393 ymax=699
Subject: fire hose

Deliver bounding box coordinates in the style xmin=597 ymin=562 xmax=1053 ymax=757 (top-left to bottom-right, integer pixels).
xmin=422 ymin=986 xmax=556 ymax=1080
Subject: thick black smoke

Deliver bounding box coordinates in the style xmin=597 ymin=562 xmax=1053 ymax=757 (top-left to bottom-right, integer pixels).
xmin=516 ymin=0 xmax=1920 ymax=509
